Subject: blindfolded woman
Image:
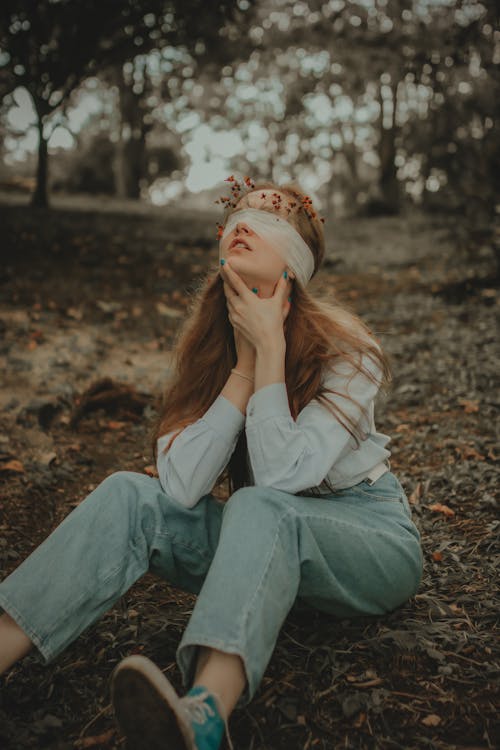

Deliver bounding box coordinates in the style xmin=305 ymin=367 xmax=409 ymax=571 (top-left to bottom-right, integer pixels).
xmin=0 ymin=179 xmax=423 ymax=750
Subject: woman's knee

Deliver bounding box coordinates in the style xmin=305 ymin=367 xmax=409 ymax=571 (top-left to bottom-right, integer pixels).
xmin=88 ymin=470 xmax=159 ymax=522
xmin=223 ymin=485 xmax=299 ymax=534
xmin=98 ymin=470 xmax=153 ymax=498
xmin=79 ymin=471 xmax=169 ymax=552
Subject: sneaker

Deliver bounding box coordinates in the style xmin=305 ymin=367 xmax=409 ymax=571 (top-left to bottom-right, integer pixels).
xmin=110 ymin=654 xmax=233 ymax=750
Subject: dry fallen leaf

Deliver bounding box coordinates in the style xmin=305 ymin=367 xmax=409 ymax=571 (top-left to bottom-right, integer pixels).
xmin=432 ymin=551 xmax=443 ymax=562
xmin=107 ymin=420 xmax=127 ymax=430
xmin=457 ymin=398 xmax=479 ymax=413
xmin=0 ymin=459 xmax=25 ymax=473
xmin=353 ymin=711 xmax=367 ymax=728
xmin=454 ymin=444 xmax=485 ymax=461
xmin=409 ymin=482 xmax=423 ymax=505
xmin=421 ymin=714 xmax=441 ymax=727
xmin=73 ymin=728 xmax=115 ymax=748
xmin=143 ymin=464 xmax=158 ymax=477
xmin=429 ymin=503 xmax=455 ymax=517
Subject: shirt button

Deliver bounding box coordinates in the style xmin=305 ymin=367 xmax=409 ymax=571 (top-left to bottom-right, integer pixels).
xmin=248 ymin=407 xmax=254 ymax=416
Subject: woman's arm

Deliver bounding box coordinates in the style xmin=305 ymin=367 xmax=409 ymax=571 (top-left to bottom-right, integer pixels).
xmin=220 ymin=331 xmax=255 ymax=415
xmin=220 ymin=261 xmax=290 ymax=396
xmin=245 ymin=352 xmax=384 ymax=494
xmin=157 ymin=371 xmax=252 ymax=508
xmin=157 ymin=334 xmax=289 ymax=507
xmin=157 ymin=262 xmax=292 ymax=507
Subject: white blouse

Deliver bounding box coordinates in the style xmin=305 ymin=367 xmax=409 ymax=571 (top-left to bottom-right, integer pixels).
xmin=156 ymin=350 xmax=392 ymax=508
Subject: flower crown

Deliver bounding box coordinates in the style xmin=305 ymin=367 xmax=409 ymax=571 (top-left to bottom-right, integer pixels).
xmin=214 ymin=175 xmax=326 ymax=240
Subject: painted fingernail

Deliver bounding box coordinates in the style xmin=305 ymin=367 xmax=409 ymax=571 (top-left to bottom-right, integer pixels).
xmin=220 ymin=259 xmax=225 ymax=265
xmin=283 ymin=270 xmax=288 ymax=279
xmin=252 ymin=287 xmax=258 ymax=294
xmin=288 ymin=296 xmax=292 ymax=303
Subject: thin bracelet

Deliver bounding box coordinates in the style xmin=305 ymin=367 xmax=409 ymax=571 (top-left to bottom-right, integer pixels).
xmin=231 ymin=368 xmax=254 ymax=383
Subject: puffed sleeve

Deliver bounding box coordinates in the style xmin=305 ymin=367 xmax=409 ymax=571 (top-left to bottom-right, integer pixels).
xmin=156 ymin=394 xmax=245 ymax=508
xmin=244 ymin=353 xmax=384 ymax=494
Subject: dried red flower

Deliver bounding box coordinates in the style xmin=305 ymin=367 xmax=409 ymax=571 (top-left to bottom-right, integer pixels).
xmin=214 ymin=174 xmax=326 ymax=236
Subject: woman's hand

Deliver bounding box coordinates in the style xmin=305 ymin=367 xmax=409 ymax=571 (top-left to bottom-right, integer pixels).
xmin=220 ymin=261 xmax=293 ymax=351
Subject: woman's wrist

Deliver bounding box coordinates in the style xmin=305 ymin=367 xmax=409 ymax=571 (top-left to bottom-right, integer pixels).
xmin=255 ymin=333 xmax=286 ymax=358
xmin=231 ymin=368 xmax=254 ymax=383
xmin=254 ymin=335 xmax=286 ymax=392
xmin=235 ymin=359 xmax=255 ymax=377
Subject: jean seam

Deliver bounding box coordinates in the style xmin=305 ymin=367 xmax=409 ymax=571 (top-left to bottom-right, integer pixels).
xmin=144 ymin=526 xmax=211 ymax=560
xmin=294 ymin=511 xmax=419 ymax=546
xmin=237 ymin=507 xmax=297 ymax=646
xmin=42 ymin=530 xmax=146 ymax=637
xmin=177 ymin=635 xmax=245 ymax=663
xmin=176 ymin=506 xmax=297 ymax=706
xmin=354 ymin=489 xmax=404 ymax=503
xmin=144 ymin=527 xmax=210 ymax=559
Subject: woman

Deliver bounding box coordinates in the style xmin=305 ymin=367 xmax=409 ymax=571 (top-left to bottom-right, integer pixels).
xmin=0 ymin=178 xmax=423 ymax=750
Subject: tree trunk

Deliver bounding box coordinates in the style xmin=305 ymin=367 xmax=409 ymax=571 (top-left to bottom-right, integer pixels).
xmin=323 ymin=170 xmax=336 ymax=216
xmin=113 ymin=67 xmax=147 ymax=200
xmin=377 ymin=82 xmax=400 ymax=214
xmin=31 ymin=113 xmax=49 ymax=208
xmin=343 ymin=142 xmax=360 ymax=214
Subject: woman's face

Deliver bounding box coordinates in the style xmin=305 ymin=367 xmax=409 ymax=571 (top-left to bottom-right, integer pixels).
xmin=219 ymin=189 xmax=294 ymax=297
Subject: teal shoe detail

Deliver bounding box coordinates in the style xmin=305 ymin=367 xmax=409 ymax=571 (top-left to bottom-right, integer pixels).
xmin=183 ymin=685 xmax=226 ymax=750
xmin=111 ymin=654 xmax=233 ymax=750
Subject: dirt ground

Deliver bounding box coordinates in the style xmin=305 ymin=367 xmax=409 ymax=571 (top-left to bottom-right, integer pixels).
xmin=0 ymin=194 xmax=498 ymax=749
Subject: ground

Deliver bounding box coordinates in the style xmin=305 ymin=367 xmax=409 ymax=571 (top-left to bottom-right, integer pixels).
xmin=0 ymin=193 xmax=498 ymax=749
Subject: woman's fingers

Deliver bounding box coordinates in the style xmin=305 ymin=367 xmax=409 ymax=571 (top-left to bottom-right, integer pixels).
xmin=272 ymin=270 xmax=294 ymax=299
xmin=223 ymin=280 xmax=237 ymax=301
xmin=220 ymin=261 xmax=253 ymax=300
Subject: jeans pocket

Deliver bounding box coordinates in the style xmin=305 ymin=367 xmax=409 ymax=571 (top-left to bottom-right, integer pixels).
xmin=354 ymin=473 xmax=406 ymax=505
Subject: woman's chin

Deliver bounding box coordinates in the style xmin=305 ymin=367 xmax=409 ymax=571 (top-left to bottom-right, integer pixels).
xmin=227 ymin=255 xmax=255 ymax=277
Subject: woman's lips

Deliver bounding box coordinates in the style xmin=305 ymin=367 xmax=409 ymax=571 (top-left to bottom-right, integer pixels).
xmin=229 ymin=237 xmax=252 ymax=251
xmin=230 ymin=244 xmax=251 ymax=253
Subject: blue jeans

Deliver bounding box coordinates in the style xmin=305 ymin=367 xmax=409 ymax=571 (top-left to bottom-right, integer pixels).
xmin=0 ymin=470 xmax=422 ymax=706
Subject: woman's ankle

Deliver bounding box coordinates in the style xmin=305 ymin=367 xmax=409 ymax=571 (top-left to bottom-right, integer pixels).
xmin=193 ymin=647 xmax=246 ymax=719
xmin=0 ymin=612 xmax=34 ymax=674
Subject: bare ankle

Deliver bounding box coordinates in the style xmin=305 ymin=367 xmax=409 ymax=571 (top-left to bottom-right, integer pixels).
xmin=193 ymin=647 xmax=246 ymax=718
xmin=0 ymin=612 xmax=34 ymax=675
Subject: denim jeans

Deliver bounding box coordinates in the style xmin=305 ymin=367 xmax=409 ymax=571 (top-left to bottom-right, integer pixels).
xmin=0 ymin=470 xmax=423 ymax=706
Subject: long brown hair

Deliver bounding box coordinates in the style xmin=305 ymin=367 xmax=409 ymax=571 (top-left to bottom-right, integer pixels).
xmin=148 ymin=180 xmax=392 ymax=497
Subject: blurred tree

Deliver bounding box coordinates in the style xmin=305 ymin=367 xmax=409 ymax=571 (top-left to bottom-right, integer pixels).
xmin=52 ymin=132 xmax=116 ymax=195
xmin=49 ymin=102 xmax=184 ymax=198
xmin=0 ymin=0 xmax=255 ymax=207
xmin=313 ymin=0 xmax=497 ymax=224
xmin=401 ymin=2 xmax=499 ymax=251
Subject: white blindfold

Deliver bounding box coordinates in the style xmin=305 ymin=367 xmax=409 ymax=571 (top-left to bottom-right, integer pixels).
xmin=218 ymin=208 xmax=315 ymax=287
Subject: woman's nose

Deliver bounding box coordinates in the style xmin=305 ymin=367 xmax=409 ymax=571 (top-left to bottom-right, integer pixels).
xmin=235 ymin=222 xmax=250 ymax=234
